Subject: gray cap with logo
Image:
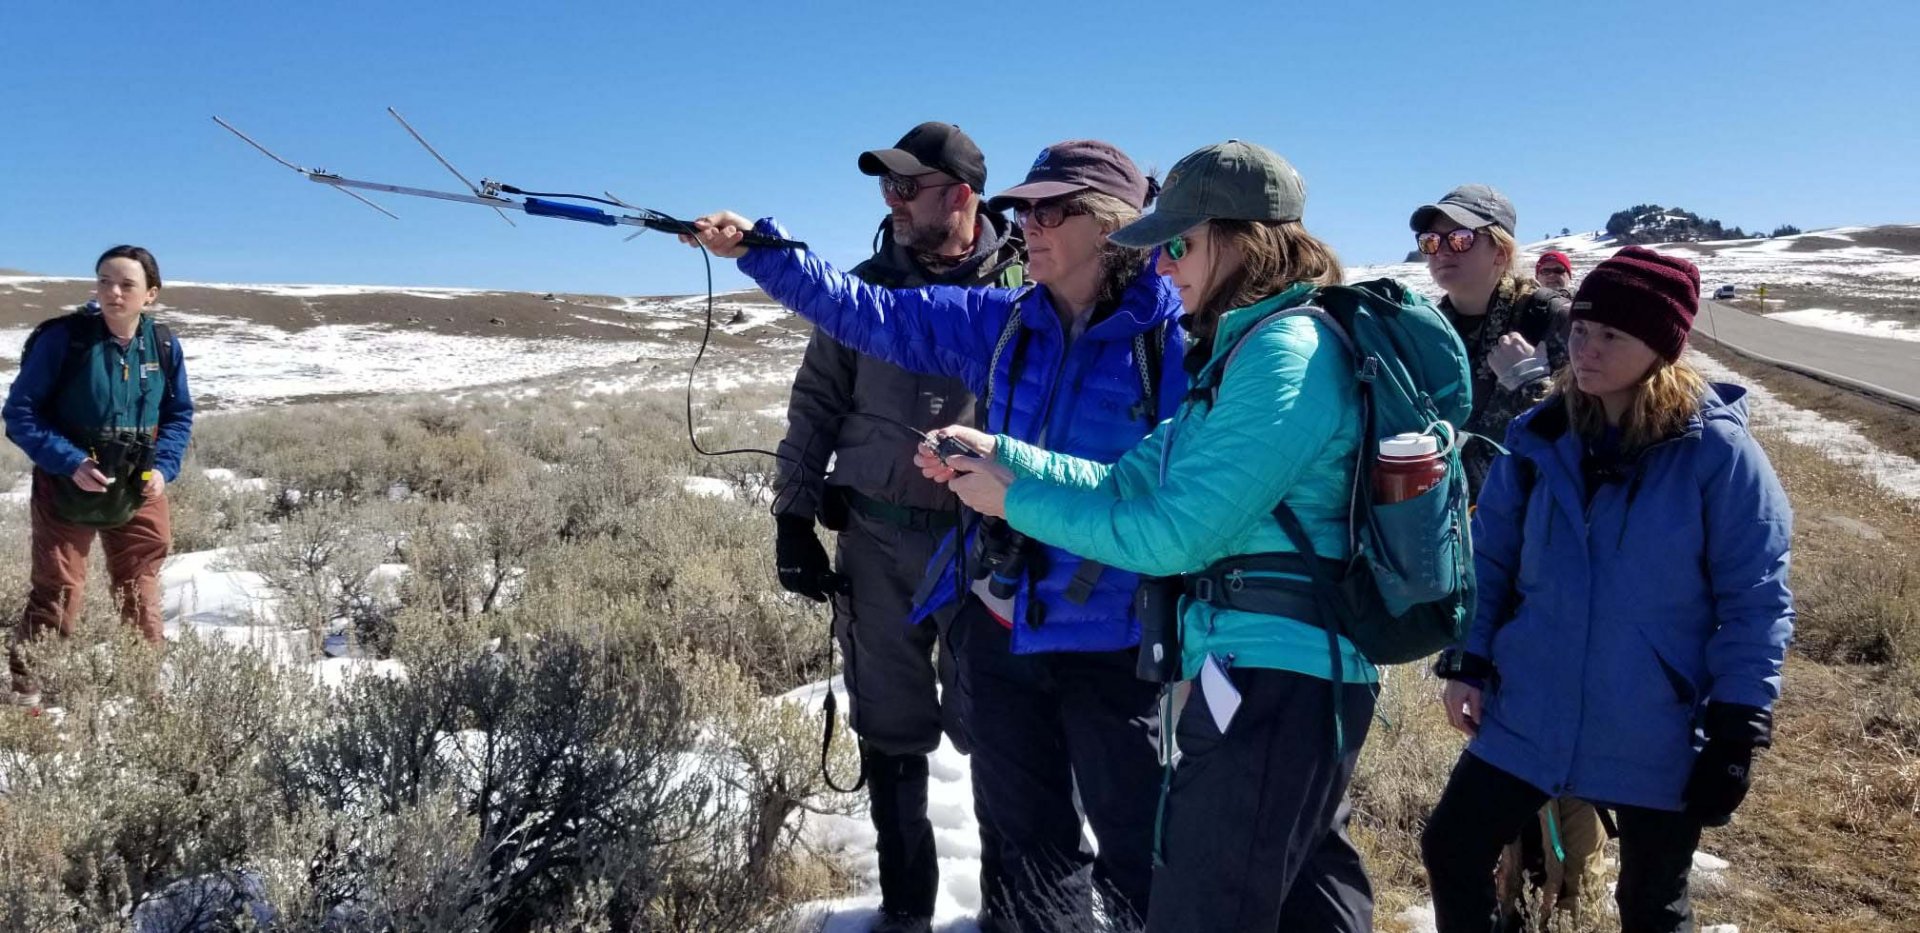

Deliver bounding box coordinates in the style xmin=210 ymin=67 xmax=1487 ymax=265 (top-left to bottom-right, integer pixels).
xmin=1410 ymin=184 xmax=1516 ymax=235
xmin=1109 ymin=140 xmax=1307 ymax=248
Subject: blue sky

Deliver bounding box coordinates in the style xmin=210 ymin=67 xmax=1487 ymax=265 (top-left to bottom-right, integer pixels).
xmin=4 ymin=1 xmax=1915 ymax=297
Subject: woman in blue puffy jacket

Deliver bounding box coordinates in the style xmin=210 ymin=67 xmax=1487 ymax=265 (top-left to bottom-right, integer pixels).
xmin=1423 ymin=247 xmax=1795 ymax=933
xmin=687 ymin=140 xmax=1185 ymax=930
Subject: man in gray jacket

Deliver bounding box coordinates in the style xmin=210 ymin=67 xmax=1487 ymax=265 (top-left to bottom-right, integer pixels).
xmin=773 ymin=122 xmax=1024 ymax=933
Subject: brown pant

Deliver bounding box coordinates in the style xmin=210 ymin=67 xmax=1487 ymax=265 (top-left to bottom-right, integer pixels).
xmin=10 ymin=470 xmax=171 ymax=694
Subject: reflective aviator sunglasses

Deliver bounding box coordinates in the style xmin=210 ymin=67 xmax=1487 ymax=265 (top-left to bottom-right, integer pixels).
xmin=1416 ymin=228 xmax=1479 ymax=255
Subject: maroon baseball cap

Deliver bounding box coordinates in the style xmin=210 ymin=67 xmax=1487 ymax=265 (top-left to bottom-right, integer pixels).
xmin=986 ymin=140 xmax=1150 ymax=213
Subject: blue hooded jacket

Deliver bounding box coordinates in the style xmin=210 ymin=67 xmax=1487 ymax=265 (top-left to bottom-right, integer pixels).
xmin=739 ymin=219 xmax=1187 ymax=654
xmin=1465 ymin=383 xmax=1794 ymax=811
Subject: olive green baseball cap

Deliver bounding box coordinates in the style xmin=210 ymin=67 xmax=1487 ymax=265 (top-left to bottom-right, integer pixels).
xmin=1109 ymin=139 xmax=1307 ymax=248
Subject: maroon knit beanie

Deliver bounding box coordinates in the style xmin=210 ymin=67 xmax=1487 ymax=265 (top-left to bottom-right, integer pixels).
xmin=1570 ymin=246 xmax=1701 ymax=361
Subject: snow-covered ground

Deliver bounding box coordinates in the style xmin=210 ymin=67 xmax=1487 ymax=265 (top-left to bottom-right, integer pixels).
xmin=1764 ymin=307 xmax=1920 ymax=342
xmin=782 ymin=679 xmax=990 ymax=933
xmin=1689 ymin=351 xmax=1920 ymax=500
xmin=1354 ymin=225 xmax=1920 ymax=326
xmin=0 ymin=276 xmax=797 ymax=407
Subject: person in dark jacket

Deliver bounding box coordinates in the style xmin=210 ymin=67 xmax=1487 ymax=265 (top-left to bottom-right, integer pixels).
xmin=686 ymin=139 xmax=1185 ymax=931
xmin=1412 ymin=185 xmax=1571 ymax=500
xmin=5 ymin=245 xmax=194 ymax=706
xmin=772 ymin=122 xmax=1023 ymax=933
xmin=1424 ymin=247 xmax=1794 ymax=933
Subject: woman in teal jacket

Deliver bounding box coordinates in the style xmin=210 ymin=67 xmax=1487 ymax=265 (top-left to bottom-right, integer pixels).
xmin=923 ymin=141 xmax=1377 ymax=932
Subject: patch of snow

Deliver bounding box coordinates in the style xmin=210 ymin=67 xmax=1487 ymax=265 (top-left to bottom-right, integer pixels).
xmin=0 ymin=474 xmax=31 ymax=505
xmin=1395 ymin=903 xmax=1439 ymax=933
xmin=1766 ymin=308 xmax=1920 ymax=342
xmin=680 ymin=476 xmax=737 ymax=499
xmin=1692 ymin=350 xmax=1920 ymax=500
xmin=160 ymin=547 xmax=307 ymax=664
xmin=788 ymin=677 xmax=990 ymax=931
xmin=312 ymin=656 xmax=408 ymax=690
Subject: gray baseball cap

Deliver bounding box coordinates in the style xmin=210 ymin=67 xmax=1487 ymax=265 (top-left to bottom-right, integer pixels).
xmin=1108 ymin=140 xmax=1307 ymax=248
xmin=1410 ymin=184 xmax=1516 ymax=235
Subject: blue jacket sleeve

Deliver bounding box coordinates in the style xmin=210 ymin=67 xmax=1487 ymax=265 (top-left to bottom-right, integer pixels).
xmin=1003 ymin=317 xmax=1348 ymax=577
xmin=154 ymin=333 xmax=194 ymax=482
xmin=736 ymin=219 xmax=1017 ymax=396
xmin=2 ymin=323 xmax=90 ymax=476
xmin=1698 ymin=420 xmax=1794 ymax=710
xmin=1466 ymin=449 xmax=1528 ymax=659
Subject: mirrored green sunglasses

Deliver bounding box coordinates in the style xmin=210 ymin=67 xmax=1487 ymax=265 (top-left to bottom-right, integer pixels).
xmin=1163 ymin=234 xmax=1192 ymax=261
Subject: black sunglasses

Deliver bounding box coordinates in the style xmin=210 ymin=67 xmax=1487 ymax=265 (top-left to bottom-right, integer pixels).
xmin=1417 ymin=228 xmax=1480 ymax=255
xmin=881 ymin=173 xmax=963 ymax=201
xmin=1013 ymin=197 xmax=1089 ymax=230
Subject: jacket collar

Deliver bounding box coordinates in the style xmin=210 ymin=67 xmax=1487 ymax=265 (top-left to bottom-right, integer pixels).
xmin=867 ymin=210 xmax=1024 ymax=287
xmin=1509 ymin=382 xmax=1748 ymax=523
xmin=1017 ymin=263 xmax=1182 ymax=341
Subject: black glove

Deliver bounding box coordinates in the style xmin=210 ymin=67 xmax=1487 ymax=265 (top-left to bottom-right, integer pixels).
xmin=1432 ymin=648 xmax=1496 ymax=690
xmin=1684 ymin=703 xmax=1773 ymax=827
xmin=775 ymin=515 xmax=837 ymax=602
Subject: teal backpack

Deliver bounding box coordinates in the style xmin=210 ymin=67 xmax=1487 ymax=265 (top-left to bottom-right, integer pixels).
xmin=1192 ymin=278 xmax=1475 ymax=665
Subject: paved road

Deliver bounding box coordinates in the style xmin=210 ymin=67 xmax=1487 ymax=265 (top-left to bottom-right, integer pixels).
xmin=1691 ymin=300 xmax=1920 ymax=410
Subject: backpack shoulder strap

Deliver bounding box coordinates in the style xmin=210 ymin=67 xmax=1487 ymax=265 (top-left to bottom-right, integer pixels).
xmin=1196 ymin=304 xmax=1356 ymax=407
xmin=978 ymin=294 xmax=1029 ymax=433
xmin=21 ymin=310 xmax=97 ymax=390
xmin=151 ymin=320 xmax=176 ymax=401
xmin=150 ymin=320 xmax=174 ymax=367
xmin=1129 ymin=320 xmax=1167 ymax=424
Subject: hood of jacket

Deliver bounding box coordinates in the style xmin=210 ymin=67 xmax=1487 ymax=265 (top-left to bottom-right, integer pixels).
xmin=853 ymin=209 xmax=1025 ymax=289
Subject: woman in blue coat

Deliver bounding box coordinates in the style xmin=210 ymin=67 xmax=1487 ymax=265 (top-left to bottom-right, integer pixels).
xmin=1423 ymin=247 xmax=1795 ymax=933
xmin=921 ymin=141 xmax=1378 ymax=932
xmin=686 ymin=140 xmax=1186 ymax=930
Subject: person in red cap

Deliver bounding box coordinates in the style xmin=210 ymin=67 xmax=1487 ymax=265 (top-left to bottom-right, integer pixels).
xmin=686 ymin=139 xmax=1184 ymax=931
xmin=1535 ymin=251 xmax=1575 ymax=294
xmin=1425 ymin=246 xmax=1795 ymax=933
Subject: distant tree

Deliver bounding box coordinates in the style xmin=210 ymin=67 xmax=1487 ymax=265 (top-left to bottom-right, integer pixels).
xmin=1605 ymin=211 xmax=1637 ymax=238
xmin=1560 ymin=227 xmax=1571 ymax=237
xmin=1728 ymin=226 xmax=1748 ymax=239
xmin=1771 ymin=224 xmax=1802 ymax=238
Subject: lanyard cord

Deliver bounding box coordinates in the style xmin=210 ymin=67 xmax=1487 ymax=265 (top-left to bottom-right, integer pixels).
xmin=102 ymin=317 xmax=158 ymax=432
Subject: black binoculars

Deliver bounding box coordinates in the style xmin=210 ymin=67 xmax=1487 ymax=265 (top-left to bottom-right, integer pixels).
xmin=94 ymin=431 xmax=158 ymax=484
xmin=970 ymin=518 xmax=1029 ymax=600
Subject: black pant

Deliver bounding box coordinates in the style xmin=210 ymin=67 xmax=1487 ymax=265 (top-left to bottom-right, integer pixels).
xmin=953 ymin=597 xmax=1161 ymax=931
xmin=833 ymin=510 xmax=971 ymax=918
xmin=1422 ymin=752 xmax=1704 ymax=933
xmin=1146 ymin=667 xmax=1376 ymax=932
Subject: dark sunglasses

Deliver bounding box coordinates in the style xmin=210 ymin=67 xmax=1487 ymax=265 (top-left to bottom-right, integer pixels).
xmin=1013 ymin=197 xmax=1091 ymax=230
xmin=881 ymin=173 xmax=962 ymax=201
xmin=1417 ymin=228 xmax=1480 ymax=255
xmin=1163 ymin=233 xmax=1197 ymax=261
